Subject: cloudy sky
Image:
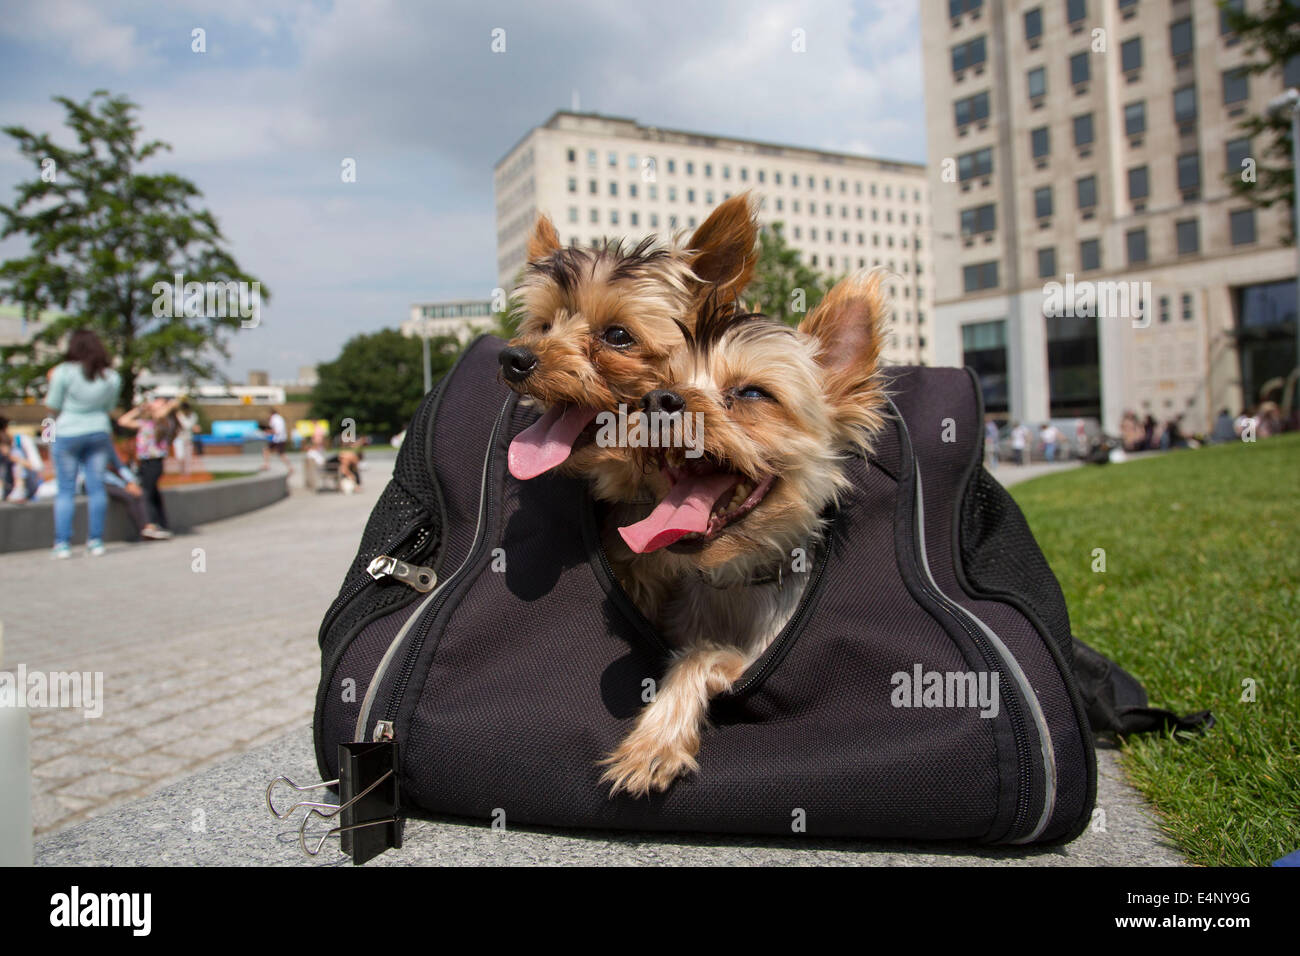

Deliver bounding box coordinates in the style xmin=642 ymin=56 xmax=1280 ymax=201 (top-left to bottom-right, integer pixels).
xmin=0 ymin=0 xmax=925 ymax=381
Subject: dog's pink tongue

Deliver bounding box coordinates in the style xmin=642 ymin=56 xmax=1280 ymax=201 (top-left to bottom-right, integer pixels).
xmin=508 ymin=404 xmax=600 ymax=480
xmin=618 ymin=472 xmax=741 ymax=554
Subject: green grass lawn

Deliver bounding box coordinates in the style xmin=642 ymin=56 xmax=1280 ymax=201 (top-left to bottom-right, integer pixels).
xmin=1010 ymin=434 xmax=1300 ymax=867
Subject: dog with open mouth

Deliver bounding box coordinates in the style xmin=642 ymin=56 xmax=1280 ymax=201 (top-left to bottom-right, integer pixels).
xmin=599 ymin=271 xmax=891 ymax=797
xmin=499 ymin=194 xmax=758 ymax=504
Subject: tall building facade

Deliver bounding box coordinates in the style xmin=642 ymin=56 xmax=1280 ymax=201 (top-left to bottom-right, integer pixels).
xmin=494 ymin=111 xmax=934 ymax=365
xmin=923 ymin=0 xmax=1298 ymax=432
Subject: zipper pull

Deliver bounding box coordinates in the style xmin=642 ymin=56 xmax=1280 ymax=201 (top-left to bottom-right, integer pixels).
xmin=368 ymin=555 xmax=437 ymax=592
xmin=373 ymin=720 xmax=395 ymax=742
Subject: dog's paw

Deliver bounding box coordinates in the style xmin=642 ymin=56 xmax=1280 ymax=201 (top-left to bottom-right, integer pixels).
xmin=598 ymin=730 xmax=699 ymax=798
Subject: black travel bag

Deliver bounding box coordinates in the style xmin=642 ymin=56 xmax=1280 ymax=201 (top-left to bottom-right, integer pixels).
xmin=313 ymin=334 xmax=1101 ymax=844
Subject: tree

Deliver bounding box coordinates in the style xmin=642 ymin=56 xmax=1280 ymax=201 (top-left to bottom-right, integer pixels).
xmin=746 ymin=222 xmax=830 ymax=327
xmin=1223 ymin=0 xmax=1300 ymax=225
xmin=0 ymin=90 xmax=269 ymax=407
xmin=311 ymin=328 xmax=461 ymax=438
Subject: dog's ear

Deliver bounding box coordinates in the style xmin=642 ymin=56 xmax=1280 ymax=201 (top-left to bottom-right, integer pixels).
xmin=798 ymin=271 xmax=889 ymax=442
xmin=687 ymin=192 xmax=758 ymax=303
xmin=527 ymin=214 xmax=562 ymax=261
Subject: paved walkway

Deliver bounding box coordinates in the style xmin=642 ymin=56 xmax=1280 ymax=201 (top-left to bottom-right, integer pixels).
xmin=0 ymin=454 xmax=393 ymax=835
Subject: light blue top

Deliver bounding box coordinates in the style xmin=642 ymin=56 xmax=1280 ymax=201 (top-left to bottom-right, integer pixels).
xmin=47 ymin=361 xmax=121 ymax=438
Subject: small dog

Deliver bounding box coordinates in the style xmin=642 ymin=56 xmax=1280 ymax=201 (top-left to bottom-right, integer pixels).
xmin=500 ymin=194 xmax=758 ymax=503
xmin=599 ymin=272 xmax=891 ymax=797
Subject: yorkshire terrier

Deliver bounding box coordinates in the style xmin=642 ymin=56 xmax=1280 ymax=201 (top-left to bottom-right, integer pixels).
xmin=499 ymin=194 xmax=758 ymax=504
xmin=598 ymin=272 xmax=891 ymax=797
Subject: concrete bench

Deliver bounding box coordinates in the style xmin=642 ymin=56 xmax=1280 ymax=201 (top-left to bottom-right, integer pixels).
xmin=0 ymin=471 xmax=288 ymax=553
xmin=32 ymin=728 xmax=1185 ymax=866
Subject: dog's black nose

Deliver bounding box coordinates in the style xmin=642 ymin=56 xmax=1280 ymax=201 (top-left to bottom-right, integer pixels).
xmin=642 ymin=389 xmax=685 ymax=416
xmin=499 ymin=345 xmax=538 ymax=383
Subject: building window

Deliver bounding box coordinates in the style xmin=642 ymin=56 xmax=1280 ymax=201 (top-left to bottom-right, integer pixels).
xmin=954 ymin=90 xmax=991 ymax=127
xmin=1076 ymin=174 xmax=1097 ymax=210
xmin=1034 ymin=186 xmax=1053 ymax=219
xmin=1079 ymin=238 xmax=1101 ymax=271
xmin=949 ymin=0 xmax=984 ymax=16
xmin=1126 ymin=227 xmax=1148 ymax=264
xmin=704 ymin=163 xmax=712 ymax=177
xmin=1027 ymin=66 xmax=1046 ymax=99
xmin=629 ymin=183 xmax=638 ymax=198
xmin=566 ymin=148 xmax=576 ymax=163
xmin=1174 ymin=84 xmax=1198 ymax=124
xmin=1226 ymin=137 xmax=1251 ymax=178
xmin=1230 ymin=208 xmax=1256 ymax=245
xmin=588 ymin=179 xmax=597 ymax=195
xmin=1125 ymin=100 xmax=1146 ymax=135
xmin=609 ymin=181 xmax=618 ymax=197
xmin=1067 ymin=0 xmax=1086 ymax=25
xmin=1070 ymin=51 xmax=1090 ymax=86
xmin=1177 ymin=153 xmax=1201 ymax=192
xmin=1223 ymin=68 xmax=1249 ymax=105
xmin=1287 ymin=55 xmax=1300 ymax=88
xmin=963 ymin=260 xmax=999 ymax=292
xmin=1170 ymin=18 xmax=1194 ymax=58
xmin=589 ymin=209 xmax=599 ymax=224
xmin=607 ymin=151 xmax=617 ymax=167
xmin=1128 ymin=165 xmax=1149 ymax=201
xmin=960 ymin=203 xmax=997 ymax=236
xmin=1182 ymin=293 xmax=1193 ymax=321
xmin=958 ymin=146 xmax=994 ymax=180
xmin=1221 ymin=0 xmax=1243 ymax=35
xmin=609 ymin=210 xmax=619 ymax=225
xmin=775 ymin=172 xmax=783 ymax=185
xmin=1025 ymin=7 xmax=1043 ymax=41
xmin=1073 ymin=113 xmax=1094 ymax=147
xmin=668 ymin=186 xmax=677 ymax=201
xmin=568 ymin=207 xmax=578 ymax=223
xmin=1038 ymin=247 xmax=1057 ymax=279
xmin=1159 ymin=296 xmax=1171 ymax=323
xmin=722 ymin=165 xmax=731 ymax=180
xmin=567 ymin=177 xmax=577 ymax=193
xmin=587 ymin=149 xmax=597 ymax=167
xmin=1121 ymin=37 xmax=1142 ymax=73
xmin=1031 ymin=126 xmax=1050 ymax=159
xmin=1176 ymin=218 xmax=1200 ymax=255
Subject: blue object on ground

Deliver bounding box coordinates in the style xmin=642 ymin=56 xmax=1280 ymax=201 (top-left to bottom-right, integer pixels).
xmin=1272 ymin=848 xmax=1300 ymax=866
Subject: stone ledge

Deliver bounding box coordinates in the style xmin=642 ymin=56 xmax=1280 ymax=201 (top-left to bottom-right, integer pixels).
xmin=33 ymin=729 xmax=1186 ymax=866
xmin=0 ymin=471 xmax=289 ymax=553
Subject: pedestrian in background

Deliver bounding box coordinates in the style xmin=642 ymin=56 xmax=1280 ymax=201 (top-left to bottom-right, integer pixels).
xmin=118 ymin=396 xmax=180 ymax=534
xmin=45 ymin=329 xmax=121 ymax=558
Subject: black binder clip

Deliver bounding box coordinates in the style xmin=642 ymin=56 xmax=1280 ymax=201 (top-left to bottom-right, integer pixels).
xmin=265 ymin=742 xmax=404 ymax=865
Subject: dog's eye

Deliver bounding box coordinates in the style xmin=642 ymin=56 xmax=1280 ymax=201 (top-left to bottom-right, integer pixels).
xmin=539 ymin=322 xmax=551 ymax=333
xmin=601 ymin=326 xmax=635 ymax=348
xmin=734 ymin=385 xmax=773 ymax=402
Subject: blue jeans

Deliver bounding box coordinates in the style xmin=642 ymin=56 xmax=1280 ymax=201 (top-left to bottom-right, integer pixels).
xmin=53 ymin=431 xmax=114 ymax=546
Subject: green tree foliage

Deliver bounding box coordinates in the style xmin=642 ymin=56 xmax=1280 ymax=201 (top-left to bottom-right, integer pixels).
xmin=747 ymin=222 xmax=830 ymax=327
xmin=0 ymin=91 xmax=269 ymax=406
xmin=310 ymin=328 xmax=461 ymax=438
xmin=1223 ymin=0 xmax=1300 ymax=224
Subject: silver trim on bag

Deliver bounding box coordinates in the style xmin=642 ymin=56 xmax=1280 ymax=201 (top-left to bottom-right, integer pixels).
xmin=912 ymin=459 xmax=1057 ymax=844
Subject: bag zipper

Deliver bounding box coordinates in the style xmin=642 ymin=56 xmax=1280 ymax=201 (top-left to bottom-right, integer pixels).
xmin=319 ymin=518 xmax=434 ymax=639
xmin=725 ymin=530 xmax=833 ymax=698
xmin=355 ymin=395 xmax=513 ymax=743
xmin=908 ymin=457 xmax=1056 ymax=844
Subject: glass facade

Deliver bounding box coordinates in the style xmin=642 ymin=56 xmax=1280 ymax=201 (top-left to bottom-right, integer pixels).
xmin=962 ymin=319 xmax=1009 ymax=415
xmin=1046 ymin=314 xmax=1101 ymax=419
xmin=1234 ymin=280 xmax=1298 ymax=408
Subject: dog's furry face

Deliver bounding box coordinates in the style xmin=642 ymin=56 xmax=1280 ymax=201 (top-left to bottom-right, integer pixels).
xmin=501 ymin=195 xmax=758 ymax=503
xmin=618 ymin=272 xmax=891 ymax=575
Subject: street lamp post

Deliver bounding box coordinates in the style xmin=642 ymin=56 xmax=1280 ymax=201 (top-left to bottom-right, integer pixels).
xmin=420 ymin=315 xmax=432 ymax=394
xmin=1266 ymin=89 xmax=1300 ymax=408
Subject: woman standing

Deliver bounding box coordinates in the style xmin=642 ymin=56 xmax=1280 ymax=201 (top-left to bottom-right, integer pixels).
xmin=46 ymin=329 xmax=121 ymax=558
xmin=118 ymin=396 xmax=180 ymax=535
